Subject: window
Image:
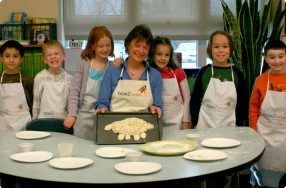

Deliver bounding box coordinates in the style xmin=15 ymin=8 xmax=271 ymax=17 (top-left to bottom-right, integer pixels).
xmin=173 ymin=41 xmax=197 ymax=68
xmin=64 ymin=0 xmax=228 ymax=39
xmin=63 ymin=0 xmax=235 ymax=68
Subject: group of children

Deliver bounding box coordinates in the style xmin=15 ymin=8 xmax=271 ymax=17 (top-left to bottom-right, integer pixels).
xmin=0 ymin=39 xmax=72 ymax=132
xmin=1 ymin=25 xmax=285 ymax=176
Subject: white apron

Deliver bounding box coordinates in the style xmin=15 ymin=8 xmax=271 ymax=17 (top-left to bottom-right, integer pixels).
xmin=110 ymin=67 xmax=153 ymax=112
xmin=161 ymin=69 xmax=183 ymax=134
xmin=256 ymin=70 xmax=286 ymax=171
xmin=38 ymin=69 xmax=70 ymax=119
xmin=0 ymin=71 xmax=31 ymax=131
xmin=74 ymin=63 xmax=105 ymax=140
xmin=197 ymin=65 xmax=237 ymax=128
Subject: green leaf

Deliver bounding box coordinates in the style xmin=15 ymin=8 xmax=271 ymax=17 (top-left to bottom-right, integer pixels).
xmin=222 ymin=0 xmax=242 ymax=67
xmin=221 ymin=0 xmax=285 ymax=106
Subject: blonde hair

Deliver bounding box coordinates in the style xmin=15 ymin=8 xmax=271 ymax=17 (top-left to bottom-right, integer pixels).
xmin=42 ymin=40 xmax=65 ymax=56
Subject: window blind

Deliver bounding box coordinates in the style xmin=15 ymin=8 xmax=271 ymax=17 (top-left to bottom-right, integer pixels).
xmin=63 ymin=0 xmax=235 ymax=40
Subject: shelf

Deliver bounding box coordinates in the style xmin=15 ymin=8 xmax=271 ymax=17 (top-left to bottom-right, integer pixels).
xmin=0 ymin=23 xmax=57 ymax=44
xmin=0 ymin=44 xmax=42 ymax=48
xmin=23 ymin=45 xmax=43 ymax=48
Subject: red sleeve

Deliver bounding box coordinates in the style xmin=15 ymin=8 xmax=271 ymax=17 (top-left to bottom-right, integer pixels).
xmin=173 ymin=68 xmax=187 ymax=100
xmin=173 ymin=68 xmax=187 ymax=83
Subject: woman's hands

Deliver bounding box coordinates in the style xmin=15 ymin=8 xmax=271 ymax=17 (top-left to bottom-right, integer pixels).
xmin=150 ymin=106 xmax=161 ymax=118
xmin=93 ymin=107 xmax=109 ymax=116
xmin=93 ymin=107 xmax=161 ymax=118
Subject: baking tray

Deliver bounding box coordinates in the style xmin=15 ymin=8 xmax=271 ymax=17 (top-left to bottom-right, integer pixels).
xmin=94 ymin=112 xmax=162 ymax=144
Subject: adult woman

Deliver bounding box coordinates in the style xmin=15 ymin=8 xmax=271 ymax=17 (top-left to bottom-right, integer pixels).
xmin=95 ymin=24 xmax=162 ymax=117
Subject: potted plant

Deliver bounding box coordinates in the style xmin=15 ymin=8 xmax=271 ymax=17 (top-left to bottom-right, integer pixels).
xmin=221 ymin=0 xmax=285 ymax=125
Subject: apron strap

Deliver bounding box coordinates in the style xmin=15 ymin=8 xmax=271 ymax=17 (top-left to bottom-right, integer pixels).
xmin=0 ymin=71 xmax=22 ymax=83
xmin=89 ymin=59 xmax=109 ymax=77
xmin=211 ymin=64 xmax=234 ymax=82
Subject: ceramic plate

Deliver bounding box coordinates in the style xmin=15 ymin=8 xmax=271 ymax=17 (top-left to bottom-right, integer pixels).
xmin=10 ymin=151 xmax=53 ymax=163
xmin=184 ymin=149 xmax=227 ymax=161
xmin=16 ymin=131 xmax=51 ymax=140
xmin=115 ymin=162 xmax=162 ymax=175
xmin=95 ymin=147 xmax=137 ymax=158
xmin=140 ymin=140 xmax=197 ymax=156
xmin=201 ymin=138 xmax=240 ymax=148
xmin=48 ymin=157 xmax=93 ymax=169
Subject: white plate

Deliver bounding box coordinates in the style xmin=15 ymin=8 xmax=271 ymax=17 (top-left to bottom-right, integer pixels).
xmin=48 ymin=157 xmax=93 ymax=169
xmin=16 ymin=131 xmax=51 ymax=140
xmin=115 ymin=162 xmax=162 ymax=175
xmin=140 ymin=140 xmax=197 ymax=156
xmin=95 ymin=147 xmax=137 ymax=158
xmin=201 ymin=138 xmax=240 ymax=148
xmin=10 ymin=151 xmax=53 ymax=163
xmin=184 ymin=149 xmax=227 ymax=161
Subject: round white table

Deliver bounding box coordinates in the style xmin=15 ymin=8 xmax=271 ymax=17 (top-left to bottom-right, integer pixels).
xmin=0 ymin=127 xmax=265 ymax=188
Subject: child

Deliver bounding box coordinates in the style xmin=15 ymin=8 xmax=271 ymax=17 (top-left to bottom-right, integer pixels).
xmin=249 ymin=39 xmax=286 ymax=171
xmin=149 ymin=36 xmax=191 ymax=133
xmin=64 ymin=26 xmax=122 ymax=140
xmin=190 ymin=30 xmax=247 ymax=128
xmin=32 ymin=40 xmax=72 ymax=120
xmin=0 ymin=40 xmax=34 ymax=131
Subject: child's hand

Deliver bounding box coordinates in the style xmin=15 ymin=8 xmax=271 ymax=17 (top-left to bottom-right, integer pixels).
xmin=181 ymin=122 xmax=191 ymax=129
xmin=64 ymin=116 xmax=76 ymax=129
xmin=113 ymin=58 xmax=124 ymax=68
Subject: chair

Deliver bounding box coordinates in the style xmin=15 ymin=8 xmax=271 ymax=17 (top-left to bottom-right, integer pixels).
xmin=25 ymin=118 xmax=74 ymax=135
xmin=249 ymin=165 xmax=285 ymax=188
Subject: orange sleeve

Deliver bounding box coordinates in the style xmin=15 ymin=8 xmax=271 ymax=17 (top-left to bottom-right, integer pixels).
xmin=249 ymin=72 xmax=268 ymax=130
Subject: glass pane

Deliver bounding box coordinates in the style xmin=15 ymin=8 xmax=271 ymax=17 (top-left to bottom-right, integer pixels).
xmin=112 ymin=40 xmax=128 ymax=60
xmin=140 ymin=0 xmax=192 ymax=15
xmin=71 ymin=39 xmax=201 ymax=68
xmin=210 ymin=0 xmax=235 ymax=16
xmin=206 ymin=40 xmax=212 ymax=65
xmin=172 ymin=40 xmax=197 ymax=69
xmin=75 ymin=0 xmax=124 ymax=16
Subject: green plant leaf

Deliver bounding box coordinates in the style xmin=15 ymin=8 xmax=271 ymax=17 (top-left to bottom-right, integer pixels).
xmin=221 ymin=0 xmax=242 ymax=68
xmin=221 ymin=0 xmax=285 ymax=121
xmin=270 ymin=3 xmax=286 ymax=39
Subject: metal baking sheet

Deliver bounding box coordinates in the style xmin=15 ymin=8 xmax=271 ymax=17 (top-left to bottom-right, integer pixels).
xmin=95 ymin=112 xmax=162 ymax=144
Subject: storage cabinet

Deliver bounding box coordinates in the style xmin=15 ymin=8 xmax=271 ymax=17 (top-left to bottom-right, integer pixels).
xmin=0 ymin=23 xmax=57 ymax=44
xmin=0 ymin=23 xmax=57 ymax=77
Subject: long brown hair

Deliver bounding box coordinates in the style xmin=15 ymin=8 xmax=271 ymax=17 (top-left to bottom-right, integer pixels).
xmin=149 ymin=36 xmax=178 ymax=69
